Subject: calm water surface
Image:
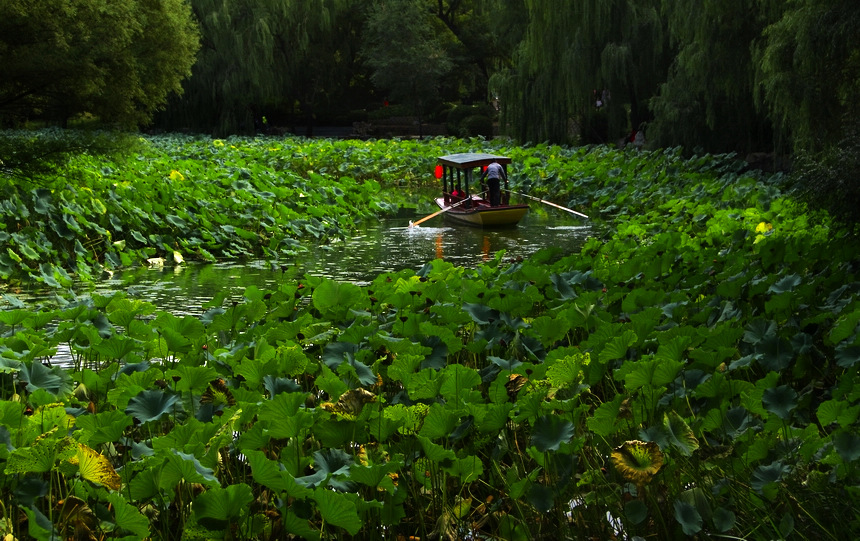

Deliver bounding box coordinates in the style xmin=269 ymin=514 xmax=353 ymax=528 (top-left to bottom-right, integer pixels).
xmin=14 ymin=209 xmax=594 ymax=314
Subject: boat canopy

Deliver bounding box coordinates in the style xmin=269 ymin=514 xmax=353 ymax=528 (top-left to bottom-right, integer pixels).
xmin=437 ymin=153 xmax=511 ymax=169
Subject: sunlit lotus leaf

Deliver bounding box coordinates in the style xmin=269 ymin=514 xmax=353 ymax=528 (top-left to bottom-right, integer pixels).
xmin=530 ymin=315 xmax=570 ymax=344
xmin=663 ymin=411 xmax=699 ymax=456
xmin=817 ymin=399 xmax=860 ymax=428
xmin=834 ymin=430 xmax=860 ymax=462
xmin=439 ymin=364 xmax=481 ymax=402
xmin=191 ymin=483 xmax=253 ymax=526
xmin=93 ymin=334 xmax=139 ymax=362
xmin=762 ymin=385 xmax=798 ymax=420
xmin=5 ymin=430 xmax=74 ymax=474
xmin=407 ymin=369 xmax=444 ymax=400
xmin=69 ymin=443 xmax=121 ymax=490
xmin=125 ymin=389 xmax=181 ymax=424
xmin=611 ymin=440 xmax=663 ymax=485
xmin=417 ymin=402 xmax=458 ymax=440
xmin=162 ymin=450 xmax=219 ymax=490
xmin=244 ymin=449 xmax=313 ymax=498
xmin=74 ymin=409 xmax=133 ymax=446
xmin=106 ymin=492 xmax=151 ymax=538
xmin=442 ymin=454 xmax=483 ymax=483
xmin=623 ymin=358 xmax=683 ymax=392
xmin=166 ymin=365 xmax=219 ymax=393
xmin=673 ymin=500 xmax=703 ymax=535
xmin=259 ymin=391 xmax=314 ymax=439
xmin=313 ymin=487 xmax=362 ymax=535
xmin=312 ymin=279 xmax=365 ymax=318
xmin=350 ymin=461 xmax=401 ymax=494
xmin=599 ymin=330 xmax=638 ymax=363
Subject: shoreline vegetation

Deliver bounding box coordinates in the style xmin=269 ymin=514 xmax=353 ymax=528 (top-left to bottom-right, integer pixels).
xmin=0 ymin=134 xmax=858 ymax=539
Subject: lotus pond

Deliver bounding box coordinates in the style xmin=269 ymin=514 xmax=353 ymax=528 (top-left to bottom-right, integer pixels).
xmin=0 ymin=134 xmax=858 ymax=540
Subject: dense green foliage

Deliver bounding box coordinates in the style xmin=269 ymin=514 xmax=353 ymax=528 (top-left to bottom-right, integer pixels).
xmin=0 ymin=133 xmax=419 ymax=286
xmin=0 ymin=137 xmax=858 ymax=540
xmin=0 ymin=0 xmax=199 ymax=129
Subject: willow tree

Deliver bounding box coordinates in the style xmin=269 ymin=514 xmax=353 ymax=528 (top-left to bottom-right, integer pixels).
xmin=490 ymin=0 xmax=667 ymax=145
xmin=648 ymin=0 xmax=775 ymax=154
xmin=156 ymin=0 xmax=337 ymax=136
xmin=361 ymin=0 xmax=453 ymax=133
xmin=754 ymin=0 xmax=860 ymax=154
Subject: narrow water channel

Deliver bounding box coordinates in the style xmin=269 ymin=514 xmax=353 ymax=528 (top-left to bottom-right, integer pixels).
xmin=12 ymin=209 xmax=593 ymax=314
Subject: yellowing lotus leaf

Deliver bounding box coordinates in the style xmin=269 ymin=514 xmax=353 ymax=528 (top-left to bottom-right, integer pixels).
xmin=70 ymin=444 xmax=121 ymax=491
xmin=611 ymin=440 xmax=664 ymax=485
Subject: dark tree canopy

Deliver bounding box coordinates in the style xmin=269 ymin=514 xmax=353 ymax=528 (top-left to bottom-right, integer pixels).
xmin=361 ymin=0 xmax=453 ymax=129
xmin=0 ymin=0 xmax=200 ymax=129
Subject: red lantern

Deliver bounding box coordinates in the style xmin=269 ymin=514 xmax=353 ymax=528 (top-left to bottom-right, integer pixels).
xmin=434 ymin=164 xmax=443 ymax=179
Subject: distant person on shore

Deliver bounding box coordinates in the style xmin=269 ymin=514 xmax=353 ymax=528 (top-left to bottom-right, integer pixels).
xmin=481 ymin=160 xmax=505 ymax=206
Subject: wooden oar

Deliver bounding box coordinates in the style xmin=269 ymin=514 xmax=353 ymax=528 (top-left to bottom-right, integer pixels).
xmin=504 ymin=189 xmax=589 ymax=219
xmin=409 ymin=193 xmax=486 ymax=227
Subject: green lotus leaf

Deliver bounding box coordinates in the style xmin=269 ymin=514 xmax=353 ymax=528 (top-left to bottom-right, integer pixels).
xmin=817 ymin=399 xmax=860 ymax=428
xmin=762 ymin=385 xmax=798 ymax=420
xmin=755 ymin=335 xmax=794 ymax=371
xmin=19 ymin=360 xmax=68 ymax=395
xmin=192 ymin=483 xmax=253 ymax=528
xmin=313 ymin=487 xmax=362 ymax=536
xmin=244 ymin=449 xmax=313 ymax=498
xmin=529 ymin=315 xmax=570 ymax=344
xmin=6 ymin=433 xmax=75 ymax=474
xmin=624 ymin=499 xmax=648 ymax=525
xmin=462 ymin=302 xmax=498 ymax=324
xmin=834 ymin=430 xmax=860 ymax=462
xmin=162 ymin=450 xmax=219 ymax=489
xmin=767 ymin=274 xmax=801 ymax=294
xmin=531 ymin=415 xmax=575 ymax=452
xmin=258 ymin=391 xmax=314 ymax=439
xmin=282 ymin=510 xmax=321 ymax=540
xmin=713 ymin=507 xmax=736 ymax=533
xmin=125 ymin=389 xmax=181 ymax=424
xmin=835 ymin=343 xmax=860 ymax=368
xmin=673 ymin=500 xmax=703 ymax=536
xmin=599 ymin=329 xmax=638 ymax=363
xmin=165 ymin=365 xmax=219 ymax=393
xmin=663 ymin=411 xmax=699 ymax=456
xmin=743 ymin=319 xmax=777 ymax=345
xmin=549 ymin=273 xmax=577 ymax=300
xmin=75 ymin=409 xmax=133 ymax=446
xmin=750 ymin=460 xmax=790 ymax=495
xmin=439 ymin=364 xmax=481 ymax=402
xmin=106 ymin=492 xmax=151 ymax=538
xmin=418 ymin=402 xmax=458 ymax=440
xmin=93 ymin=334 xmax=139 ymax=362
xmin=312 ymin=279 xmax=365 ymax=318
xmin=0 ymin=309 xmax=31 ymax=326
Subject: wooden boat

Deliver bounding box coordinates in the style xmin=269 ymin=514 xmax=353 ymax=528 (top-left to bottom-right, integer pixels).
xmin=433 ymin=153 xmax=529 ymax=227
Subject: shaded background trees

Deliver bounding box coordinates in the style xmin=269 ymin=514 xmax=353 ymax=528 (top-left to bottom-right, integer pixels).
xmin=2 ymin=0 xmax=858 ymax=165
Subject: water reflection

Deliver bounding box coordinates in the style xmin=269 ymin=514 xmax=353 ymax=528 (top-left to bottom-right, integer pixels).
xmin=11 ymin=211 xmax=593 ymax=313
